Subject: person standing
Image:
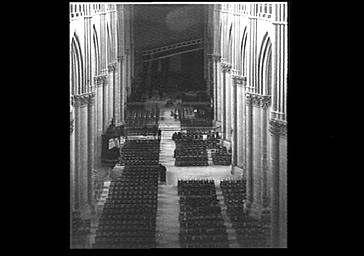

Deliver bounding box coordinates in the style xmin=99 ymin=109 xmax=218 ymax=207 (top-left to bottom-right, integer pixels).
xmin=158 ymin=129 xmax=161 ymax=141
xmin=159 ymin=163 xmax=166 ymax=183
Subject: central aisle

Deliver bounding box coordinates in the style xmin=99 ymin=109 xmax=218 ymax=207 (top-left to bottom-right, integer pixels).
xmin=155 ymin=102 xmax=242 ymax=248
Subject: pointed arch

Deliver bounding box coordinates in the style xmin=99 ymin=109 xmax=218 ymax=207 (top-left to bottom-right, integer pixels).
xmin=219 ymin=21 xmax=223 ymax=56
xmin=240 ymin=26 xmax=248 ymax=76
xmin=227 ymin=23 xmax=233 ymax=63
xmin=92 ymin=25 xmax=100 ymax=76
xmin=71 ymin=33 xmax=84 ymax=95
xmin=258 ymin=32 xmax=272 ymax=95
xmin=107 ymin=23 xmax=111 ymax=64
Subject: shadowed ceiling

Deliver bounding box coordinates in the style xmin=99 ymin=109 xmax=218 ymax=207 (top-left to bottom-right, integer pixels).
xmin=134 ymin=4 xmax=205 ymax=50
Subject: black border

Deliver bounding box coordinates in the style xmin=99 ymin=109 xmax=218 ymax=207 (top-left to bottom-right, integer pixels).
xmin=17 ymin=0 xmax=343 ymax=253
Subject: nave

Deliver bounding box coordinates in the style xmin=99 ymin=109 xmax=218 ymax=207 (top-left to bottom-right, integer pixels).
xmin=72 ymin=100 xmax=271 ymax=248
xmin=70 ymin=2 xmax=287 ymax=248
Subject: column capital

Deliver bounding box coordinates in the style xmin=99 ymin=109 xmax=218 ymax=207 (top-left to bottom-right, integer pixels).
xmin=231 ymin=69 xmax=239 ymax=76
xmin=93 ymin=75 xmax=106 ymax=86
xmin=259 ymin=95 xmax=271 ymax=109
xmin=245 ymin=93 xmax=271 ymax=108
xmin=79 ymin=94 xmax=90 ymax=106
xmin=107 ymin=63 xmax=116 ymax=73
xmin=221 ymin=62 xmax=232 ymax=73
xmin=207 ymin=53 xmax=221 ymax=61
xmin=232 ymin=75 xmax=247 ymax=86
xmin=269 ymin=118 xmax=287 ymax=137
xmin=70 ymin=104 xmax=74 ymax=134
xmin=88 ymin=92 xmax=96 ymax=105
xmin=245 ymin=93 xmax=253 ymax=105
xmin=70 ymin=118 xmax=74 ymax=134
xmin=246 ymin=93 xmax=261 ymax=106
xmin=100 ymin=69 xmax=108 ymax=76
xmin=72 ymin=95 xmax=81 ymax=108
xmin=73 ymin=93 xmax=95 ymax=107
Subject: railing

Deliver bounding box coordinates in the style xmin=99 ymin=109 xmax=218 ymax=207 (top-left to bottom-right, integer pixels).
xmin=218 ymin=3 xmax=277 ymax=19
xmin=257 ymin=3 xmax=273 ymax=19
xmin=142 ymin=38 xmax=204 ymax=56
xmin=70 ymin=3 xmax=116 ymax=20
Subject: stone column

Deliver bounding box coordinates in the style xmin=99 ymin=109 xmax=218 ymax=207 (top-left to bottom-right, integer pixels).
xmin=269 ymin=118 xmax=287 ymax=247
xmin=215 ymin=55 xmax=222 ymax=124
xmin=207 ymin=54 xmax=214 ymax=115
xmin=231 ymin=71 xmax=238 ymax=167
xmin=125 ymin=49 xmax=131 ymax=99
xmin=261 ymin=96 xmax=272 ymax=211
xmin=233 ymin=75 xmax=246 ymax=171
xmin=245 ymin=93 xmax=254 ymax=207
xmin=87 ymin=92 xmax=96 ymax=214
xmin=118 ymin=55 xmax=125 ymax=123
xmin=236 ymin=81 xmax=242 ymax=169
xmin=221 ymin=62 xmax=232 ymax=141
xmin=103 ymin=72 xmax=109 ymax=131
xmin=217 ymin=57 xmax=222 ymax=124
xmin=79 ymin=94 xmax=89 ymax=213
xmin=208 ymin=54 xmax=221 ymax=124
xmin=114 ymin=61 xmax=120 ymax=124
xmin=226 ymin=67 xmax=232 ymax=142
xmin=221 ymin=63 xmax=226 ymax=139
xmin=70 ymin=100 xmax=75 ymax=212
xmin=73 ymin=96 xmax=81 ymax=211
xmin=251 ymin=94 xmax=262 ymax=216
xmin=213 ymin=57 xmax=218 ymax=122
xmin=96 ymin=76 xmax=105 ymax=168
xmin=108 ymin=64 xmax=115 ymax=122
xmin=241 ymin=77 xmax=247 ymax=173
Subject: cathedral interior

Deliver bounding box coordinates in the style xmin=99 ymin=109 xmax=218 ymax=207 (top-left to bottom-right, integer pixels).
xmin=70 ymin=2 xmax=288 ymax=249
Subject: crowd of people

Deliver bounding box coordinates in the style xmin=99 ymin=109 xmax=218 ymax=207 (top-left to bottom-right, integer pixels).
xmin=178 ymin=179 xmax=229 ymax=248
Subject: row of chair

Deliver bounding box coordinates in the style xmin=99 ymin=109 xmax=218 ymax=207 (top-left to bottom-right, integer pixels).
xmin=178 ymin=184 xmax=218 ymax=197
xmin=174 ymin=149 xmax=207 ymax=156
xmin=172 ymin=132 xmax=219 ymax=142
xmin=181 ymin=118 xmax=212 ymax=127
xmin=212 ymin=146 xmax=232 ymax=165
xmin=220 ymin=179 xmax=270 ymax=247
xmin=94 ymin=139 xmax=161 ymax=248
xmin=125 ymin=120 xmax=158 ymax=128
xmin=119 ymin=160 xmax=159 ymax=166
xmin=94 ymin=142 xmax=160 ymax=249
xmin=119 ymin=140 xmax=160 ymax=167
xmin=123 ymin=139 xmax=160 ymax=145
xmin=71 ymin=213 xmax=90 ymax=237
xmin=124 ymin=126 xmax=159 ymax=137
xmin=220 ymin=178 xmax=247 ymax=200
xmin=125 ymin=109 xmax=158 ymax=120
xmin=174 ymin=139 xmax=209 ymax=167
xmin=178 ymin=179 xmax=229 ymax=248
xmin=175 ymin=160 xmax=208 ymax=166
